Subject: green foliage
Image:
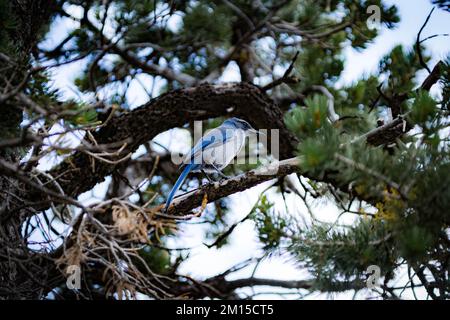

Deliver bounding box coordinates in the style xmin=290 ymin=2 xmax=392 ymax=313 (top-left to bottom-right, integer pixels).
xmin=119 ymin=0 xmax=157 ymax=18
xmin=182 ymin=2 xmax=232 ymax=44
xmin=379 ymin=45 xmax=426 ymax=93
xmin=345 ymin=0 xmax=399 ymax=48
xmin=280 ymin=36 xmax=449 ymax=294
xmin=334 ymin=77 xmax=380 ymax=135
xmin=0 ymin=1 xmax=16 ymax=54
xmin=297 ymin=45 xmax=345 ymax=88
xmin=298 ymin=127 xmax=340 ymax=174
xmin=408 ymin=90 xmax=438 ymax=126
xmin=251 ymin=195 xmax=288 ymax=251
xmin=395 ymin=225 xmax=435 ymax=261
xmin=285 ymin=95 xmax=341 ymax=173
xmin=285 ymin=95 xmax=330 ymax=136
xmin=63 ymin=100 xmax=98 ymax=126
xmin=289 ymin=219 xmax=397 ymax=285
xmin=139 ymin=246 xmax=171 ymax=275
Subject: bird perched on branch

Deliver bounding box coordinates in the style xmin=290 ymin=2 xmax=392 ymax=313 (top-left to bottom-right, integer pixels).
xmin=164 ymin=117 xmax=259 ymax=212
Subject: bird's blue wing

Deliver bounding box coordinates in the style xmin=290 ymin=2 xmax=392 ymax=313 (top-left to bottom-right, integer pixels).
xmin=188 ymin=134 xmax=215 ymax=161
xmin=185 ymin=127 xmax=232 ymax=163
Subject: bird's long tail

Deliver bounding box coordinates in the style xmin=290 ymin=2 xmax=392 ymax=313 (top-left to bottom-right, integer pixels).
xmin=164 ymin=163 xmax=194 ymax=212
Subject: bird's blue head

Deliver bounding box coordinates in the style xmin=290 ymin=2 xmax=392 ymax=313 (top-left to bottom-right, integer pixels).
xmin=223 ymin=117 xmax=255 ymax=131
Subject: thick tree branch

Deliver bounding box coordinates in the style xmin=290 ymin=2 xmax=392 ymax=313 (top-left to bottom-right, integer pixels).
xmin=174 ymin=274 xmax=366 ymax=299
xmin=164 ymin=158 xmax=300 ymax=215
xmin=25 ymin=83 xmax=296 ymax=211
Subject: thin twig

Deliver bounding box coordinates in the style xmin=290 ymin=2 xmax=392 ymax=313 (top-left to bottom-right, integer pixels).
xmin=262 ymin=51 xmax=300 ymax=91
xmin=416 ymin=8 xmax=435 ymax=73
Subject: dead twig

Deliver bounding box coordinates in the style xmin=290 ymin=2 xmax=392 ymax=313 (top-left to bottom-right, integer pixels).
xmin=262 ymin=51 xmax=300 ymax=92
xmin=415 ymin=8 xmax=435 ymax=74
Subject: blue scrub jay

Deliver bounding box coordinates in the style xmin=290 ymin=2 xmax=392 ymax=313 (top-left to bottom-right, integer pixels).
xmin=164 ymin=117 xmax=259 ymax=212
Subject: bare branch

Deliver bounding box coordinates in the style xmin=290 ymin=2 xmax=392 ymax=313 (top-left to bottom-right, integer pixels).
xmin=415 ymin=8 xmax=435 ymax=73
xmin=262 ymin=51 xmax=300 ymax=92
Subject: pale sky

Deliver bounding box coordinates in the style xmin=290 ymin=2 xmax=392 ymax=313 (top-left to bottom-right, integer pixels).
xmin=36 ymin=0 xmax=450 ymax=300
